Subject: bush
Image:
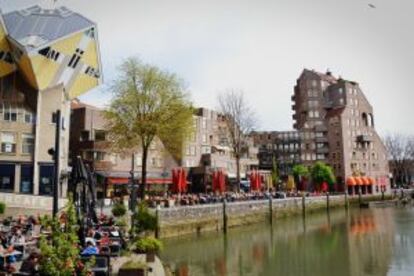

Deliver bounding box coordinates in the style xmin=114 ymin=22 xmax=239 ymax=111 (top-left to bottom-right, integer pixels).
xmin=115 ymin=217 xmax=128 ymax=227
xmin=133 ymin=202 xmax=157 ymax=234
xmin=0 ymin=202 xmax=6 ymax=214
xmin=135 ymin=237 xmax=163 ymax=253
xmin=112 ymin=203 xmax=127 ymax=217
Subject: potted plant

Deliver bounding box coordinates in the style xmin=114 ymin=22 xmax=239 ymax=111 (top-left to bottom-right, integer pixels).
xmin=118 ymin=261 xmax=147 ymax=276
xmin=134 ymin=237 xmax=163 ymax=262
xmin=112 ymin=202 xmax=127 ymax=218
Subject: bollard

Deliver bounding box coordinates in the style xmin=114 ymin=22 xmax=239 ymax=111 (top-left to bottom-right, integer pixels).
xmin=381 ymin=191 xmax=385 ymax=201
xmin=269 ymin=196 xmax=273 ymax=225
xmin=326 ymin=192 xmax=330 ymax=212
xmin=302 ymin=193 xmax=306 ymax=217
xmin=223 ymin=199 xmax=228 ymax=234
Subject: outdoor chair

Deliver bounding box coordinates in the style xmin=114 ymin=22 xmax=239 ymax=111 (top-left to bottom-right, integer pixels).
xmin=109 ymin=244 xmax=121 ymax=257
xmin=81 ymin=255 xmax=110 ymax=276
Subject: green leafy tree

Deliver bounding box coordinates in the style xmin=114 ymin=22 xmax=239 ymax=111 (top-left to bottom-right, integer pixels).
xmin=310 ymin=161 xmax=336 ymax=189
xmin=38 ymin=198 xmax=87 ymax=275
xmin=292 ymin=164 xmax=309 ymax=179
xmin=105 ymin=57 xmax=194 ymax=199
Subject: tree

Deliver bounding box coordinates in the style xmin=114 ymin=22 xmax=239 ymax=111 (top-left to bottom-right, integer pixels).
xmin=310 ymin=162 xmax=336 ymax=190
xmin=105 ymin=57 xmax=194 ymax=199
xmin=38 ymin=198 xmax=86 ymax=275
xmin=217 ymin=90 xmax=258 ymax=191
xmin=384 ymin=134 xmax=414 ymax=186
xmin=292 ymin=164 xmax=309 ymax=191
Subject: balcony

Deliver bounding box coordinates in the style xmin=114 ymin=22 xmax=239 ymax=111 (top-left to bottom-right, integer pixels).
xmin=316 ymin=147 xmax=330 ymax=154
xmin=315 ymin=136 xmax=328 ymax=143
xmin=79 ymin=140 xmax=111 ymax=151
xmin=357 ymin=135 xmax=372 ymax=143
xmin=93 ymin=160 xmax=113 ymax=171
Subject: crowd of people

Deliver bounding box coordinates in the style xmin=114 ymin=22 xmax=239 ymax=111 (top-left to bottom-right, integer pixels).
xmin=144 ymin=189 xmax=328 ymax=208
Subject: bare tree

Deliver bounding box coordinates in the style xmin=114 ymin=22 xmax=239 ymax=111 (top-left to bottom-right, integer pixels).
xmin=217 ymin=90 xmax=258 ymax=191
xmin=384 ymin=134 xmax=414 ymax=186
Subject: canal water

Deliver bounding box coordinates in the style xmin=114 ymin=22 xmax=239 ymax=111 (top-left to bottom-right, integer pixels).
xmin=161 ymin=207 xmax=414 ymax=276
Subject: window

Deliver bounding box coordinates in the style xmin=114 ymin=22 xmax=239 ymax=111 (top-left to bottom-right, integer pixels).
xmin=190 ymin=146 xmax=196 ymax=155
xmin=39 ymin=165 xmax=54 ymax=196
xmin=1 ymin=132 xmax=16 ymax=153
xmin=202 ymin=134 xmax=207 ymax=143
xmin=24 ymin=111 xmax=34 ymax=124
xmin=3 ymin=104 xmax=17 ymax=121
xmin=202 ymin=118 xmax=207 ymax=129
xmin=94 ymin=130 xmax=106 ymax=141
xmin=20 ymin=165 xmax=33 ymax=194
xmin=93 ymin=152 xmax=105 ymax=161
xmin=338 ymin=88 xmax=343 ymax=94
xmin=22 ymin=134 xmax=34 ymax=154
xmin=0 ymin=164 xmax=14 ymax=192
xmin=80 ymin=131 xmax=89 ymax=141
xmin=135 ymin=154 xmax=142 ymax=166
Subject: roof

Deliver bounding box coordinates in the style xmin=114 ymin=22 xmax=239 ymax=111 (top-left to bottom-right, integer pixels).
xmin=3 ymin=5 xmax=94 ymax=51
xmin=70 ymin=99 xmax=102 ymax=110
xmin=303 ymin=69 xmax=337 ymax=83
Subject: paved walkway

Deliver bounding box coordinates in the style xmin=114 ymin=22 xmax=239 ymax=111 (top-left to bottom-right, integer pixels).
xmin=111 ymin=253 xmax=165 ymax=276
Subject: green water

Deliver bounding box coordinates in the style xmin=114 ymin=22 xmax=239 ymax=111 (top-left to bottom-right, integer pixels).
xmin=161 ymin=207 xmax=414 ymax=276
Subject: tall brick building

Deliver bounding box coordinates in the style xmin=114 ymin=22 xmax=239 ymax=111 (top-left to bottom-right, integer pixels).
xmin=253 ymin=69 xmax=390 ymax=194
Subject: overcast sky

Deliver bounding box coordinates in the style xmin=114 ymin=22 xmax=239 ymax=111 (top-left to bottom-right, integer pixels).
xmin=2 ymin=0 xmax=414 ymax=135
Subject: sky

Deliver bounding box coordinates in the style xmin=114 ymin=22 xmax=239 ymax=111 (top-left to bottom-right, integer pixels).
xmin=2 ymin=0 xmax=414 ymax=135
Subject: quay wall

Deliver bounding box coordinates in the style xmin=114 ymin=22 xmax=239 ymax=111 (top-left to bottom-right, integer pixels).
xmin=157 ymin=194 xmax=390 ymax=238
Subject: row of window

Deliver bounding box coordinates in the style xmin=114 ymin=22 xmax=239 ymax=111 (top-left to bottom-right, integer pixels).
xmin=0 ymin=132 xmax=34 ymax=154
xmin=0 ymin=103 xmax=35 ymax=124
xmin=0 ymin=164 xmax=53 ymax=195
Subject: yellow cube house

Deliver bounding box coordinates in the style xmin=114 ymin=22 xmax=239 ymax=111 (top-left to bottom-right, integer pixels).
xmin=0 ymin=5 xmax=102 ymax=98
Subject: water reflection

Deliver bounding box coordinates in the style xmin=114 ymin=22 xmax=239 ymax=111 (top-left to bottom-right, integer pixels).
xmin=161 ymin=207 xmax=412 ymax=276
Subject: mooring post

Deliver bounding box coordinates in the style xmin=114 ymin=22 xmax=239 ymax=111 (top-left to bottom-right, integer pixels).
xmin=269 ymin=196 xmax=273 ymax=225
xmin=155 ymin=204 xmax=161 ymax=239
xmin=326 ymin=192 xmax=330 ymax=212
xmin=344 ymin=191 xmax=349 ymax=210
xmin=302 ymin=193 xmax=306 ymax=217
xmin=223 ymin=199 xmax=228 ymax=234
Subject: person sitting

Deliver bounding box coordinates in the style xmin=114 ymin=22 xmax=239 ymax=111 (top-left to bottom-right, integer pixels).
xmin=10 ymin=230 xmax=25 ymax=245
xmin=81 ymin=241 xmax=99 ymax=256
xmin=99 ymin=232 xmax=110 ymax=247
xmin=20 ymin=252 xmax=40 ymax=275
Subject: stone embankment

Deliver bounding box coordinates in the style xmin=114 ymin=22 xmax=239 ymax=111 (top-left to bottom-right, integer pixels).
xmin=156 ymin=194 xmax=390 ymax=238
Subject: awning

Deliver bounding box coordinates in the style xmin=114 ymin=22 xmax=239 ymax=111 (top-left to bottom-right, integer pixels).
xmin=361 ymin=177 xmax=371 ymax=185
xmin=107 ymin=177 xmax=172 ymax=185
xmin=354 ymin=177 xmax=364 ymax=185
xmin=369 ymin=177 xmax=376 ymax=185
xmin=346 ymin=177 xmax=356 ymax=186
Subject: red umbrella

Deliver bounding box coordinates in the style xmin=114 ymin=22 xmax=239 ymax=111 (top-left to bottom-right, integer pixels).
xmin=180 ymin=168 xmax=187 ymax=193
xmin=321 ymin=181 xmax=328 ymax=192
xmin=219 ymin=170 xmax=226 ymax=193
xmin=172 ymin=169 xmax=179 ymax=193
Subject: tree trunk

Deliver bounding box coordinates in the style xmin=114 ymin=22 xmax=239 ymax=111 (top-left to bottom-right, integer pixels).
xmin=236 ymin=156 xmax=241 ymax=192
xmin=140 ymin=147 xmax=148 ymax=200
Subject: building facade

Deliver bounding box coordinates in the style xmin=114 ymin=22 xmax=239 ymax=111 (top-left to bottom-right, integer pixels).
xmin=0 ymin=5 xmax=101 ymax=208
xmin=70 ymin=104 xmax=259 ymax=195
xmin=253 ymin=69 xmax=390 ymax=194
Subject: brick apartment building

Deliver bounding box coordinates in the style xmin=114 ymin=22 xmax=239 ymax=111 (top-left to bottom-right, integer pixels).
xmin=0 ymin=5 xmax=102 ymax=208
xmin=70 ymin=103 xmax=259 ymax=196
xmin=253 ymin=69 xmax=390 ymax=194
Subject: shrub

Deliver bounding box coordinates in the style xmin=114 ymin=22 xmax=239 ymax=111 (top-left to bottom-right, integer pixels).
xmin=135 ymin=237 xmax=163 ymax=253
xmin=133 ymin=202 xmax=157 ymax=234
xmin=112 ymin=203 xmax=127 ymax=217
xmin=0 ymin=202 xmax=5 ymax=214
xmin=115 ymin=216 xmax=128 ymax=228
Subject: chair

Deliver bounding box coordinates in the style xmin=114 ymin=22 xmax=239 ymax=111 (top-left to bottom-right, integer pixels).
xmin=109 ymin=244 xmax=121 ymax=257
xmin=81 ymin=255 xmax=110 ymax=276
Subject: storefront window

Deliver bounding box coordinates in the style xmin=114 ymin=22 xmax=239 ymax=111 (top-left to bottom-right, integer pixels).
xmin=39 ymin=165 xmax=54 ymax=196
xmin=20 ymin=165 xmax=33 ymax=194
xmin=0 ymin=164 xmax=15 ymax=192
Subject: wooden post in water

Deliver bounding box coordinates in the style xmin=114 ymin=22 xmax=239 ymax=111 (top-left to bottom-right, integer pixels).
xmin=326 ymin=192 xmax=330 ymax=212
xmin=302 ymin=193 xmax=306 ymax=217
xmin=269 ymin=196 xmax=273 ymax=225
xmin=358 ymin=187 xmax=362 ymax=207
xmin=344 ymin=191 xmax=349 ymax=210
xmin=223 ymin=199 xmax=228 ymax=234
xmin=155 ymin=205 xmax=160 ymax=239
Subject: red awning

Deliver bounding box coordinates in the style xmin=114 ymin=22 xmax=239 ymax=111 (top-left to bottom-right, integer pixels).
xmin=369 ymin=177 xmax=376 ymax=185
xmin=108 ymin=177 xmax=171 ymax=185
xmin=361 ymin=177 xmax=371 ymax=185
xmin=346 ymin=177 xmax=356 ymax=186
xmin=354 ymin=177 xmax=364 ymax=186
